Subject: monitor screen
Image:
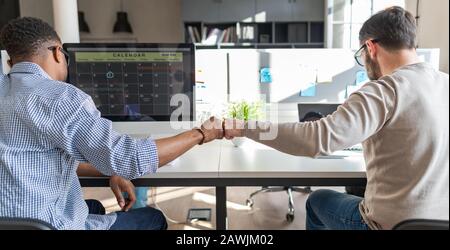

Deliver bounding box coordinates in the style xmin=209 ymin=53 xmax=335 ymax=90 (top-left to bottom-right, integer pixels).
xmin=298 ymin=103 xmax=340 ymax=122
xmin=63 ymin=43 xmax=195 ymax=122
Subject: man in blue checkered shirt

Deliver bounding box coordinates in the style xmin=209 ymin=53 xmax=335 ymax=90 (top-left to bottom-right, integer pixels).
xmin=0 ymin=17 xmax=224 ymax=230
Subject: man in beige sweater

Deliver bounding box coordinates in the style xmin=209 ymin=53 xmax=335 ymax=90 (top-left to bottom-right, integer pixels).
xmin=224 ymin=7 xmax=449 ymax=230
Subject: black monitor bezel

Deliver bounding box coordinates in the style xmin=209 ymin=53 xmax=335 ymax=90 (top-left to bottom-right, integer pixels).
xmin=63 ymin=43 xmax=196 ymax=122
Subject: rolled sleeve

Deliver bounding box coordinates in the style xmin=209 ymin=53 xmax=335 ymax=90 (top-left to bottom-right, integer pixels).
xmin=136 ymin=138 xmax=159 ymax=174
xmin=45 ymin=91 xmax=160 ymax=179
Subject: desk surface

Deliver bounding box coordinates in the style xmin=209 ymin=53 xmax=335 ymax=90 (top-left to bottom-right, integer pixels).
xmin=80 ymin=139 xmax=367 ymax=188
xmin=81 ymin=139 xmax=366 ymax=181
xmin=140 ymin=139 xmax=366 ymax=179
xmin=142 ymin=140 xmax=222 ymax=179
xmin=219 ymin=140 xmax=366 ymax=178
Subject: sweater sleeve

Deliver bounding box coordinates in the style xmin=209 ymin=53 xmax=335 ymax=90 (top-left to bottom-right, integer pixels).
xmin=244 ymin=79 xmax=397 ymax=158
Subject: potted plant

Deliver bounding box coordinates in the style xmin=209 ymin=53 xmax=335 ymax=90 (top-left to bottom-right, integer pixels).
xmin=226 ymin=101 xmax=263 ymax=147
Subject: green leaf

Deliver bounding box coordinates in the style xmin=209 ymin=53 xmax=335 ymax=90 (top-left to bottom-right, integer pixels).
xmin=226 ymin=100 xmax=263 ymax=121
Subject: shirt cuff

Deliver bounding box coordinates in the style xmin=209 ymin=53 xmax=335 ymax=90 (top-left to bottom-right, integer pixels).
xmin=136 ymin=138 xmax=159 ymax=175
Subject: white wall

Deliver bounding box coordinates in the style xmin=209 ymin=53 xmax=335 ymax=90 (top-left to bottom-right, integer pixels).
xmin=19 ymin=0 xmax=54 ymax=25
xmin=195 ymin=48 xmax=441 ymax=122
xmin=406 ymin=0 xmax=449 ymax=73
xmin=19 ymin=0 xmax=184 ymax=43
xmin=77 ymin=0 xmax=183 ymax=43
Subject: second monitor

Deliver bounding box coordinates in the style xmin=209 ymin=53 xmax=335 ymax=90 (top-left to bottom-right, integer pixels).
xmin=64 ymin=43 xmax=195 ymax=122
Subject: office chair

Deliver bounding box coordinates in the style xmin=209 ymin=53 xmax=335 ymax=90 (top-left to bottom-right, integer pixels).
xmin=393 ymin=219 xmax=449 ymax=230
xmin=245 ymin=112 xmax=323 ymax=222
xmin=246 ymin=186 xmax=312 ymax=222
xmin=0 ymin=217 xmax=55 ymax=230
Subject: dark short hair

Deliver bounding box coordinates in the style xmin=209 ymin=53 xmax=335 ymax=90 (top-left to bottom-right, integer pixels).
xmin=0 ymin=17 xmax=61 ymax=61
xmin=359 ymin=6 xmax=417 ymax=50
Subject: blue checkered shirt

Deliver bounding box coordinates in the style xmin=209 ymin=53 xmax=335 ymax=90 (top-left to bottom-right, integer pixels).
xmin=0 ymin=62 xmax=159 ymax=230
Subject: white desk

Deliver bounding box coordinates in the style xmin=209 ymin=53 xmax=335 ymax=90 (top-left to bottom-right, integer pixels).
xmin=144 ymin=141 xmax=222 ymax=179
xmin=80 ymin=139 xmax=366 ymax=230
xmin=219 ymin=140 xmax=366 ymax=178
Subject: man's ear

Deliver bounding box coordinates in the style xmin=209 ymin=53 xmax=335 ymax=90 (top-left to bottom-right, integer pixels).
xmin=51 ymin=48 xmax=62 ymax=64
xmin=366 ymin=40 xmax=378 ymax=59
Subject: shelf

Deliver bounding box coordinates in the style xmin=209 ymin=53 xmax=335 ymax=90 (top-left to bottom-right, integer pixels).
xmin=194 ymin=42 xmax=325 ymax=49
xmin=310 ymin=22 xmax=325 ymax=43
xmin=184 ymin=21 xmax=324 ymax=49
xmin=275 ymin=22 xmax=308 ymax=43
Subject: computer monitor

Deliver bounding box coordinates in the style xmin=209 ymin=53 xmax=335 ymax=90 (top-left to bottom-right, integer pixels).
xmin=298 ymin=103 xmax=363 ymax=152
xmin=63 ymin=43 xmax=195 ymax=136
xmin=298 ymin=103 xmax=340 ymax=122
xmin=64 ymin=43 xmax=195 ymax=122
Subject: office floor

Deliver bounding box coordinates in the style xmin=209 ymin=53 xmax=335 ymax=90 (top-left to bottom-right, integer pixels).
xmin=83 ymin=186 xmax=344 ymax=230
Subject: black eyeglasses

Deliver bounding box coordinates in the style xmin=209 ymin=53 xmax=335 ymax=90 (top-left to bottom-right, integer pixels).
xmin=354 ymin=39 xmax=380 ymax=67
xmin=48 ymin=46 xmax=70 ymax=66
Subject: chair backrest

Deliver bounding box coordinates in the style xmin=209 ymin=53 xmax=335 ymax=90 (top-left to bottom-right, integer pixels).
xmin=0 ymin=217 xmax=55 ymax=230
xmin=393 ymin=219 xmax=449 ymax=230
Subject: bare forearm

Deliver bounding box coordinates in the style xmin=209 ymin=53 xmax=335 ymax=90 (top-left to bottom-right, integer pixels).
xmin=77 ymin=163 xmax=106 ymax=177
xmin=155 ymin=129 xmax=203 ymax=167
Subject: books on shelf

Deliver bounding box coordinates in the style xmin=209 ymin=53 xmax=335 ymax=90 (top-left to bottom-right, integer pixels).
xmin=185 ymin=21 xmax=323 ymax=46
xmin=186 ymin=25 xmax=202 ymax=43
xmin=241 ymin=25 xmax=255 ymax=41
xmin=204 ymin=28 xmax=222 ymax=45
xmin=187 ymin=26 xmax=195 ymax=43
xmin=202 ymin=26 xmax=237 ymax=45
xmin=193 ymin=28 xmax=201 ymax=43
xmin=202 ymin=26 xmax=208 ymax=42
xmin=222 ymin=26 xmax=237 ymax=43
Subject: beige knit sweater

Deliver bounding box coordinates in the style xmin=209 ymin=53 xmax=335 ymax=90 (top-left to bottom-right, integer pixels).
xmin=244 ymin=63 xmax=449 ymax=229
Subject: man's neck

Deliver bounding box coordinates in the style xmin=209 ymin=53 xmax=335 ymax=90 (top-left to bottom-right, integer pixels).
xmin=11 ymin=56 xmax=57 ymax=80
xmin=379 ymin=49 xmax=420 ymax=76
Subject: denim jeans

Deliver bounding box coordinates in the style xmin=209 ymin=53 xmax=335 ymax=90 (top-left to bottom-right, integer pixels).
xmin=85 ymin=200 xmax=168 ymax=230
xmin=305 ymin=189 xmax=369 ymax=230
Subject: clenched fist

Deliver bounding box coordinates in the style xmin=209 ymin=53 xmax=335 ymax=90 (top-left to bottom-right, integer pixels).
xmin=198 ymin=116 xmax=225 ymax=144
xmin=223 ymin=119 xmax=246 ymax=140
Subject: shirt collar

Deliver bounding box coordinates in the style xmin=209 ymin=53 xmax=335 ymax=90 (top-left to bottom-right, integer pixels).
xmin=9 ymin=62 xmax=53 ymax=80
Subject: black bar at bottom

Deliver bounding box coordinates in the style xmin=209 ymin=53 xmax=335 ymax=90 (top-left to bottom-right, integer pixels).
xmin=215 ymin=187 xmax=227 ymax=230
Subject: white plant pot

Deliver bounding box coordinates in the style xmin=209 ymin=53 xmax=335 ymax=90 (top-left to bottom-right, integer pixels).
xmin=231 ymin=137 xmax=246 ymax=147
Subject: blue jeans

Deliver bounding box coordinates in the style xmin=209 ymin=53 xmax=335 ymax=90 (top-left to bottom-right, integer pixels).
xmin=305 ymin=189 xmax=369 ymax=230
xmin=85 ymin=200 xmax=167 ymax=230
